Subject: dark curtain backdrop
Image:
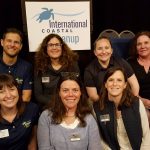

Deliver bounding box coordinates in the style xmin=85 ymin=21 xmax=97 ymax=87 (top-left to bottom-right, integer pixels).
xmin=0 ymin=0 xmax=150 ymax=76
xmin=92 ymin=0 xmax=150 ymax=40
xmin=1 ymin=0 xmax=150 ymax=39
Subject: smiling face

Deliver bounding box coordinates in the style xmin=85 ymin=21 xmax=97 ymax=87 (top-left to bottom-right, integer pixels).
xmin=0 ymin=85 xmax=19 ymax=110
xmin=47 ymin=37 xmax=62 ymax=60
xmin=59 ymin=79 xmax=81 ymax=111
xmin=105 ymin=70 xmax=127 ymax=101
xmin=136 ymin=35 xmax=150 ymax=58
xmin=94 ymin=38 xmax=113 ymax=65
xmin=1 ymin=33 xmax=22 ymax=58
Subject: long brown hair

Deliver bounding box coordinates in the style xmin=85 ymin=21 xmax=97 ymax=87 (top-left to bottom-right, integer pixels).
xmin=99 ymin=67 xmax=135 ymax=110
xmin=34 ymin=34 xmax=78 ymax=74
xmin=129 ymin=31 xmax=150 ymax=58
xmin=48 ymin=73 xmax=92 ymax=127
xmin=0 ymin=74 xmax=26 ymax=121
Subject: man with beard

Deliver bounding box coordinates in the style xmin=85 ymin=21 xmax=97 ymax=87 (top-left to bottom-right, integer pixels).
xmin=0 ymin=28 xmax=32 ymax=102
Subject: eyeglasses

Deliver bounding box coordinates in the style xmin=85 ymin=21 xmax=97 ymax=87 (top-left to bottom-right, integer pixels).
xmin=47 ymin=43 xmax=62 ymax=49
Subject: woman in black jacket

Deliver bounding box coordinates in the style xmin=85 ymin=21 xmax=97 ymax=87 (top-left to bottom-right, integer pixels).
xmin=94 ymin=67 xmax=150 ymax=150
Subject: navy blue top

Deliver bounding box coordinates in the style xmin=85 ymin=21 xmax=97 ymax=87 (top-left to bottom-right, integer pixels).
xmin=0 ymin=102 xmax=39 ymax=150
xmin=0 ymin=56 xmax=33 ymax=90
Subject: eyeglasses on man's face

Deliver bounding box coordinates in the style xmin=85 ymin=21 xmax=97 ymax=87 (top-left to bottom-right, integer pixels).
xmin=47 ymin=43 xmax=62 ymax=49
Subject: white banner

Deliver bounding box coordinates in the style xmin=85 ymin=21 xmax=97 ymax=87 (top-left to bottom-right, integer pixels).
xmin=25 ymin=1 xmax=91 ymax=52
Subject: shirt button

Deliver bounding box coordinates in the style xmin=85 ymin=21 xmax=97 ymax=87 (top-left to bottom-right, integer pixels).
xmin=13 ymin=126 xmax=15 ymax=128
xmin=8 ymin=71 xmax=11 ymax=73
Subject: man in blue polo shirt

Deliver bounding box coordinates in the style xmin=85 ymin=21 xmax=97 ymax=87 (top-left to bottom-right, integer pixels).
xmin=0 ymin=28 xmax=33 ymax=102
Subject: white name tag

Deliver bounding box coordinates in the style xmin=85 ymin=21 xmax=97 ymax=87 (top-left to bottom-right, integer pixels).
xmin=0 ymin=129 xmax=9 ymax=138
xmin=100 ymin=114 xmax=110 ymax=122
xmin=42 ymin=77 xmax=50 ymax=83
xmin=70 ymin=134 xmax=81 ymax=141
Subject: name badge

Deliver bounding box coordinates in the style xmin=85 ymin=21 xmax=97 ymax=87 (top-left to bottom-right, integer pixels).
xmin=100 ymin=114 xmax=110 ymax=122
xmin=70 ymin=134 xmax=81 ymax=141
xmin=0 ymin=129 xmax=9 ymax=138
xmin=42 ymin=77 xmax=50 ymax=83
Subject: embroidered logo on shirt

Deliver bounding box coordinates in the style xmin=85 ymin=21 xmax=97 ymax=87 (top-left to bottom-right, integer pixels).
xmin=15 ymin=77 xmax=23 ymax=85
xmin=22 ymin=120 xmax=31 ymax=128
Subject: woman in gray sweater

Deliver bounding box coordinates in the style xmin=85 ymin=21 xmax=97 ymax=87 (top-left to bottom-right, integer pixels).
xmin=37 ymin=73 xmax=102 ymax=150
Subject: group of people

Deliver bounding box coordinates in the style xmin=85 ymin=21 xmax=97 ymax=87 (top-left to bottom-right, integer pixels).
xmin=0 ymin=27 xmax=150 ymax=150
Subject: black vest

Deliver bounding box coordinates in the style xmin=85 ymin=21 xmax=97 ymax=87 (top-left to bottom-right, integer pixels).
xmin=94 ymin=97 xmax=142 ymax=150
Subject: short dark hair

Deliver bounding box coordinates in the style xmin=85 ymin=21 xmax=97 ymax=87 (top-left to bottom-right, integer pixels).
xmin=2 ymin=28 xmax=23 ymax=43
xmin=94 ymin=36 xmax=113 ymax=50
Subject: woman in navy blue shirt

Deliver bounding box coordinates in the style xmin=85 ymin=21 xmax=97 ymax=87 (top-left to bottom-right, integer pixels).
xmin=0 ymin=74 xmax=39 ymax=150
